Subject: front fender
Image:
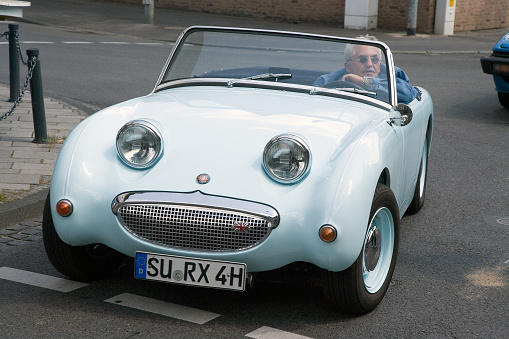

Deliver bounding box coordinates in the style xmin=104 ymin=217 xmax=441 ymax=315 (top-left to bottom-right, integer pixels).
xmin=325 ymin=119 xmax=401 ymax=271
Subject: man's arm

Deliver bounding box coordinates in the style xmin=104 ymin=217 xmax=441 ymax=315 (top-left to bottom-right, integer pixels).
xmin=366 ymin=67 xmax=419 ymax=104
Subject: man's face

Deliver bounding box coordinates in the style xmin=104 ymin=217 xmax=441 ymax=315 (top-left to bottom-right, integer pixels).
xmin=345 ymin=45 xmax=381 ymax=78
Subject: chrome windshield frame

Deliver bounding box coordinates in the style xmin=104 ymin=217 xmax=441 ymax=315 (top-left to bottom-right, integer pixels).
xmin=154 ymin=26 xmax=397 ymax=107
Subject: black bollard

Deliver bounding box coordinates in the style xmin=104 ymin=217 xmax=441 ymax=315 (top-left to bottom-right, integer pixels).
xmin=8 ymin=24 xmax=20 ymax=102
xmin=27 ymin=49 xmax=47 ymax=144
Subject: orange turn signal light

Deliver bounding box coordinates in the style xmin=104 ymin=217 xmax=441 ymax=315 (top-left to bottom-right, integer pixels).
xmin=56 ymin=199 xmax=73 ymax=217
xmin=319 ymin=225 xmax=337 ymax=243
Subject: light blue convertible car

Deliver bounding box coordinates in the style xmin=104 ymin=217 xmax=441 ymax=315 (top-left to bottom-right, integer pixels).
xmin=43 ymin=26 xmax=433 ymax=315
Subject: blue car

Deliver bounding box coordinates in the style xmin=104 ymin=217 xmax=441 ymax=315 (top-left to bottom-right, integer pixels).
xmin=481 ymin=32 xmax=509 ymax=108
xmin=43 ymin=26 xmax=434 ymax=315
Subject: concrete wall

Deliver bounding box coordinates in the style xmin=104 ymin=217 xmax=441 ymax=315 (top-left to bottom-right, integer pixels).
xmin=99 ymin=0 xmax=509 ymax=33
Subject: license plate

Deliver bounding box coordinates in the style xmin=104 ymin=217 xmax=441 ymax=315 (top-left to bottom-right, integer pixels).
xmin=135 ymin=252 xmax=246 ymax=291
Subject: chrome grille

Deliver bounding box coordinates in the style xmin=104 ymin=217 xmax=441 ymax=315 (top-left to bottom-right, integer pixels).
xmin=117 ymin=203 xmax=273 ymax=251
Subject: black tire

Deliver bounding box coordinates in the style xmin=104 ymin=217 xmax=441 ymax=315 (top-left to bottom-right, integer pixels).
xmin=407 ymin=136 xmax=429 ymax=215
xmin=498 ymin=92 xmax=509 ymax=109
xmin=42 ymin=193 xmax=125 ymax=281
xmin=322 ymin=184 xmax=399 ymax=315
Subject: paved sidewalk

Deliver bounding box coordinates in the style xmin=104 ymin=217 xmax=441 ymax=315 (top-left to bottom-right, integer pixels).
xmin=0 ymin=85 xmax=86 ymax=227
xmin=0 ymin=219 xmax=42 ymax=248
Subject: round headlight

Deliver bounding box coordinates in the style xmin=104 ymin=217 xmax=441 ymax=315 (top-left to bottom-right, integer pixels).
xmin=116 ymin=120 xmax=162 ymax=169
xmin=263 ymin=134 xmax=311 ymax=184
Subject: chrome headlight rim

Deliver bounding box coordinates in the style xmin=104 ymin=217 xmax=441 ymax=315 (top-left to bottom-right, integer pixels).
xmin=116 ymin=119 xmax=163 ymax=169
xmin=263 ymin=133 xmax=311 ymax=184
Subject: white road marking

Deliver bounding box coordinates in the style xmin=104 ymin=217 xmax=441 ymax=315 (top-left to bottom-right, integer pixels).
xmin=62 ymin=41 xmax=94 ymax=44
xmin=0 ymin=267 xmax=87 ymax=292
xmin=100 ymin=41 xmax=130 ymax=45
xmin=0 ymin=41 xmax=167 ymax=46
xmin=19 ymin=41 xmax=55 ymax=44
xmin=105 ymin=293 xmax=220 ymax=324
xmin=246 ymin=326 xmax=314 ymax=339
xmin=135 ymin=42 xmax=165 ymax=46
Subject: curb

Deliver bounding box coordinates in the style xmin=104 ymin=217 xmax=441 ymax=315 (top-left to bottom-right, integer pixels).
xmin=0 ymin=188 xmax=48 ymax=230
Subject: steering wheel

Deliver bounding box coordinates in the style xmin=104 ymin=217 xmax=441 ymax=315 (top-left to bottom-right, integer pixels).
xmin=322 ymin=80 xmax=364 ymax=91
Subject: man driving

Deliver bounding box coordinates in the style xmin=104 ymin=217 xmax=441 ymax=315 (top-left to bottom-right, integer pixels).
xmin=313 ymin=35 xmax=419 ymax=104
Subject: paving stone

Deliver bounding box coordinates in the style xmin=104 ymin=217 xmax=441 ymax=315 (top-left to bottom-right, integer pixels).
xmin=12 ymin=150 xmax=58 ymax=159
xmin=9 ymin=233 xmax=30 ymax=240
xmin=0 ymin=183 xmax=31 ymax=190
xmin=6 ymin=240 xmax=28 ymax=246
xmin=1 ymin=174 xmax=41 ymax=184
xmin=21 ymin=228 xmax=42 ymax=235
xmin=24 ymin=235 xmax=42 ymax=242
xmin=13 ymin=163 xmax=55 ymax=171
xmin=0 ymin=150 xmax=13 ymax=158
xmin=5 ymin=225 xmax=30 ymax=232
xmin=20 ymin=220 xmax=42 ymax=227
xmin=0 ymin=169 xmax=20 ymax=174
xmin=0 ymin=229 xmax=16 ymax=236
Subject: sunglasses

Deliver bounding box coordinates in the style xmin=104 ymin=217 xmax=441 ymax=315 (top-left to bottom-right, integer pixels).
xmin=350 ymin=55 xmax=381 ymax=64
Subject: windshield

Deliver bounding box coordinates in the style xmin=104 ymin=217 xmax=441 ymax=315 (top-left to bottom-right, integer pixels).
xmin=160 ymin=27 xmax=393 ymax=105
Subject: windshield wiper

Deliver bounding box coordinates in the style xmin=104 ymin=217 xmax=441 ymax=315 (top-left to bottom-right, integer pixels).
xmin=227 ymin=72 xmax=292 ymax=87
xmin=244 ymin=72 xmax=292 ymax=81
xmin=227 ymin=67 xmax=292 ymax=87
xmin=338 ymin=87 xmax=377 ymax=96
xmin=314 ymin=87 xmax=377 ymax=98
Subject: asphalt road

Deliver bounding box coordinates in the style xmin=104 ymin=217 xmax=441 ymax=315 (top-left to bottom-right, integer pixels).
xmin=0 ymin=20 xmax=508 ymax=339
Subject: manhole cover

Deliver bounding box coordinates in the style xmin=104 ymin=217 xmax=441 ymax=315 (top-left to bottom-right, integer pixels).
xmin=496 ymin=217 xmax=509 ymax=226
xmin=485 ymin=216 xmax=509 ymax=229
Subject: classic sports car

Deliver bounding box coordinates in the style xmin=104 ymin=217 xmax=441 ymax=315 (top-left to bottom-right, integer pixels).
xmin=481 ymin=32 xmax=509 ymax=108
xmin=43 ymin=26 xmax=433 ymax=315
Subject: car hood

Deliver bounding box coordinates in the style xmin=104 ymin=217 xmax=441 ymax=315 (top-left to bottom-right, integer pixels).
xmin=119 ymin=86 xmax=386 ymax=154
xmin=493 ymin=32 xmax=509 ymax=53
xmin=63 ymin=86 xmax=388 ymax=199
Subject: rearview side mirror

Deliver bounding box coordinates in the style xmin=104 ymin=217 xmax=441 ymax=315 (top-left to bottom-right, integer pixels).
xmin=389 ymin=104 xmax=413 ymax=127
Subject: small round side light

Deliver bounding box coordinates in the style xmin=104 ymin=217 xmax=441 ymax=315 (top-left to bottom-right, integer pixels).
xmin=56 ymin=199 xmax=73 ymax=217
xmin=319 ymin=225 xmax=337 ymax=243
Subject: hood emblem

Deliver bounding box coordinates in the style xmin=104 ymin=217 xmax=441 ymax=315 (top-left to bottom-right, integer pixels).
xmin=233 ymin=221 xmax=250 ymax=233
xmin=196 ymin=173 xmax=210 ymax=184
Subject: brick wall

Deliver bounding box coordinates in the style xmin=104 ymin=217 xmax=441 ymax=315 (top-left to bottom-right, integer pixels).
xmin=106 ymin=0 xmax=346 ymax=25
xmin=98 ymin=0 xmax=509 ymax=33
xmin=454 ymin=0 xmax=509 ymax=31
xmin=378 ymin=0 xmax=435 ymax=33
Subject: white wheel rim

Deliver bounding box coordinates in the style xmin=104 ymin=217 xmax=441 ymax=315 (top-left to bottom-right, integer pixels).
xmin=362 ymin=207 xmax=395 ymax=294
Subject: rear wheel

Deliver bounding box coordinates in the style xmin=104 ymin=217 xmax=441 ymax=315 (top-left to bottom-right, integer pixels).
xmin=498 ymin=92 xmax=509 ymax=109
xmin=407 ymin=136 xmax=428 ymax=214
xmin=323 ymin=184 xmax=399 ymax=315
xmin=42 ymin=193 xmax=125 ymax=281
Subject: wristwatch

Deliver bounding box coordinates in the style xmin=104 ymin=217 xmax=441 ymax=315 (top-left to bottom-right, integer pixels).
xmin=362 ymin=76 xmax=372 ymax=87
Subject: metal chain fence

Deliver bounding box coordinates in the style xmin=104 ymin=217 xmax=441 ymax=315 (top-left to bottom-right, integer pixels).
xmin=1 ymin=30 xmax=36 ymax=121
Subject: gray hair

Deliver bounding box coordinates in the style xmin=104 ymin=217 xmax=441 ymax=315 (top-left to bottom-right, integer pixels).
xmin=344 ymin=35 xmax=380 ymax=62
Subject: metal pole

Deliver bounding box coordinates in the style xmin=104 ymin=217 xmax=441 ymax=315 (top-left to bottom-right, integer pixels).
xmin=143 ymin=0 xmax=154 ymax=25
xmin=8 ymin=24 xmax=20 ymax=102
xmin=27 ymin=49 xmax=47 ymax=144
xmin=407 ymin=0 xmax=419 ymax=36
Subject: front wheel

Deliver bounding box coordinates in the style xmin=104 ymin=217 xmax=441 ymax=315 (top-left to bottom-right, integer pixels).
xmin=42 ymin=193 xmax=125 ymax=281
xmin=322 ymin=184 xmax=399 ymax=315
xmin=498 ymin=92 xmax=509 ymax=109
